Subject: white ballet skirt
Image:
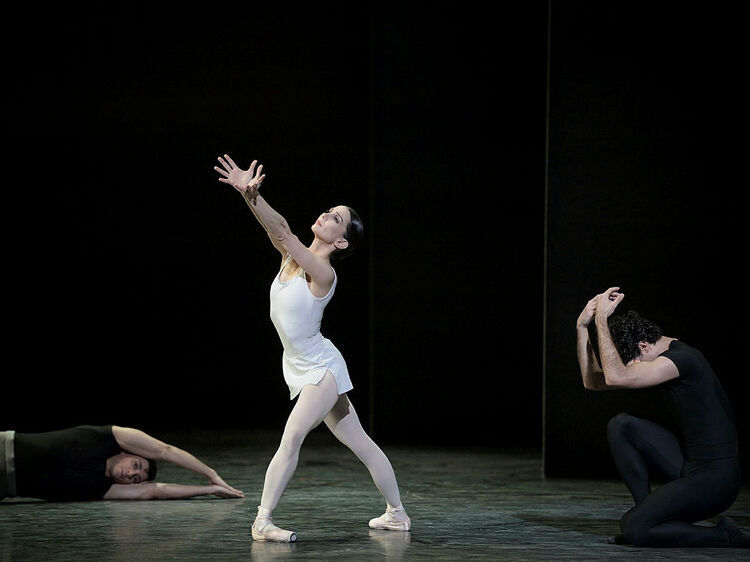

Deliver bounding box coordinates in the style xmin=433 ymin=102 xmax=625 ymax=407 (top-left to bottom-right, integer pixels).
xmin=269 ymin=255 xmax=354 ymax=400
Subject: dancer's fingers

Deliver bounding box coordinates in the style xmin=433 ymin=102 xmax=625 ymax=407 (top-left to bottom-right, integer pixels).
xmin=224 ymin=154 xmax=238 ymax=169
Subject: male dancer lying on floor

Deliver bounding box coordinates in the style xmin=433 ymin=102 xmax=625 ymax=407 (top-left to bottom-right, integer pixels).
xmin=1 ymin=425 xmax=244 ymax=501
xmin=576 ymin=287 xmax=749 ymax=548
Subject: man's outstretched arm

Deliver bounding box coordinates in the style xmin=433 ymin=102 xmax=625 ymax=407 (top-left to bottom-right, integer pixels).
xmin=103 ymin=481 xmax=241 ymax=500
xmin=111 ymin=426 xmax=243 ymax=497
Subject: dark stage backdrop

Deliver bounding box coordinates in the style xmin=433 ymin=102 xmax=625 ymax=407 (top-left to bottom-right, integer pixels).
xmin=6 ymin=4 xmax=548 ymax=447
xmin=369 ymin=6 xmax=547 ymax=445
xmin=544 ymin=3 xmax=747 ymax=477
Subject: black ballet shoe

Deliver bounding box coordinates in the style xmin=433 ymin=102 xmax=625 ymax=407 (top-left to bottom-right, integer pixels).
xmin=607 ymin=534 xmax=630 ymax=545
xmin=718 ymin=516 xmax=750 ymax=548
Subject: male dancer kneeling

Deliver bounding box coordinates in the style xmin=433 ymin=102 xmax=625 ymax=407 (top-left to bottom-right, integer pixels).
xmin=576 ymin=287 xmax=748 ymax=548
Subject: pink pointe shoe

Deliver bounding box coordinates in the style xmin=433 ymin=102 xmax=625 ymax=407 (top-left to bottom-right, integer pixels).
xmin=369 ymin=505 xmax=411 ymax=531
xmin=251 ymin=506 xmax=298 ymax=543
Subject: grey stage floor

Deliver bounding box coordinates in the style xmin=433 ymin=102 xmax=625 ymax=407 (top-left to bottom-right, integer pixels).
xmin=2 ymin=429 xmax=749 ymax=561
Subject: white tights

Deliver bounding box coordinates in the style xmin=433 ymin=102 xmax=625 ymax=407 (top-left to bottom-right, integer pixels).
xmin=259 ymin=372 xmax=403 ymax=512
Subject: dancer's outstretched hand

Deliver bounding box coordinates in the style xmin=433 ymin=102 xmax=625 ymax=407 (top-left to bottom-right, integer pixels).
xmin=215 ymin=154 xmax=265 ymax=203
xmin=211 ymin=484 xmax=245 ymax=498
xmin=208 ymin=472 xmax=245 ymax=498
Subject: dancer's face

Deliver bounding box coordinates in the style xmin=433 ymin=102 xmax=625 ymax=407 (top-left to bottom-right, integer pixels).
xmin=312 ymin=205 xmax=351 ymax=246
xmin=109 ymin=453 xmax=151 ymax=484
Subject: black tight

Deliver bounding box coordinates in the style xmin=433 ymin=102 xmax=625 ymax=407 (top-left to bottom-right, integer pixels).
xmin=607 ymin=413 xmax=741 ymax=547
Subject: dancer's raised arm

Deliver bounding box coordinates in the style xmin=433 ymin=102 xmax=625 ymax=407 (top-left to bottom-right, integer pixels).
xmin=593 ymin=287 xmax=678 ymax=389
xmin=576 ymin=295 xmax=611 ymax=391
xmin=214 ymin=154 xmax=345 ymax=293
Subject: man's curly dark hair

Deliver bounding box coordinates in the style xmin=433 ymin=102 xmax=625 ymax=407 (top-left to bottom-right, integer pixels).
xmin=146 ymin=458 xmax=158 ymax=481
xmin=607 ymin=310 xmax=663 ymax=364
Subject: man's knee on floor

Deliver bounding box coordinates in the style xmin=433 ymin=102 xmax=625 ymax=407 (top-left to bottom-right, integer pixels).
xmin=621 ymin=510 xmax=654 ymax=546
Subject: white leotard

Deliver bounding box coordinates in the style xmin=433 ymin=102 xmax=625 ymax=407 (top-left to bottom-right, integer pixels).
xmin=269 ymin=255 xmax=353 ymax=399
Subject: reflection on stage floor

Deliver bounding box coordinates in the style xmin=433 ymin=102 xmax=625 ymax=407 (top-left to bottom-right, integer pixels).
xmin=2 ymin=430 xmax=748 ymax=560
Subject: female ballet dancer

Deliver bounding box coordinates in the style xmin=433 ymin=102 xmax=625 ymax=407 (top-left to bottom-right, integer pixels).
xmin=214 ymin=155 xmax=410 ymax=542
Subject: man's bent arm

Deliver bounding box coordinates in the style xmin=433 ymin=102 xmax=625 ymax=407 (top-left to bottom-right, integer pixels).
xmin=576 ymin=325 xmax=613 ymax=390
xmin=593 ymin=289 xmax=678 ymax=389
xmin=575 ymin=294 xmax=616 ymax=391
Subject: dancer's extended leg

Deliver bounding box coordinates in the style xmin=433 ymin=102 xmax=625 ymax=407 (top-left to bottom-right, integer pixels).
xmin=324 ymin=395 xmax=411 ymax=531
xmin=252 ymin=372 xmax=340 ymax=542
